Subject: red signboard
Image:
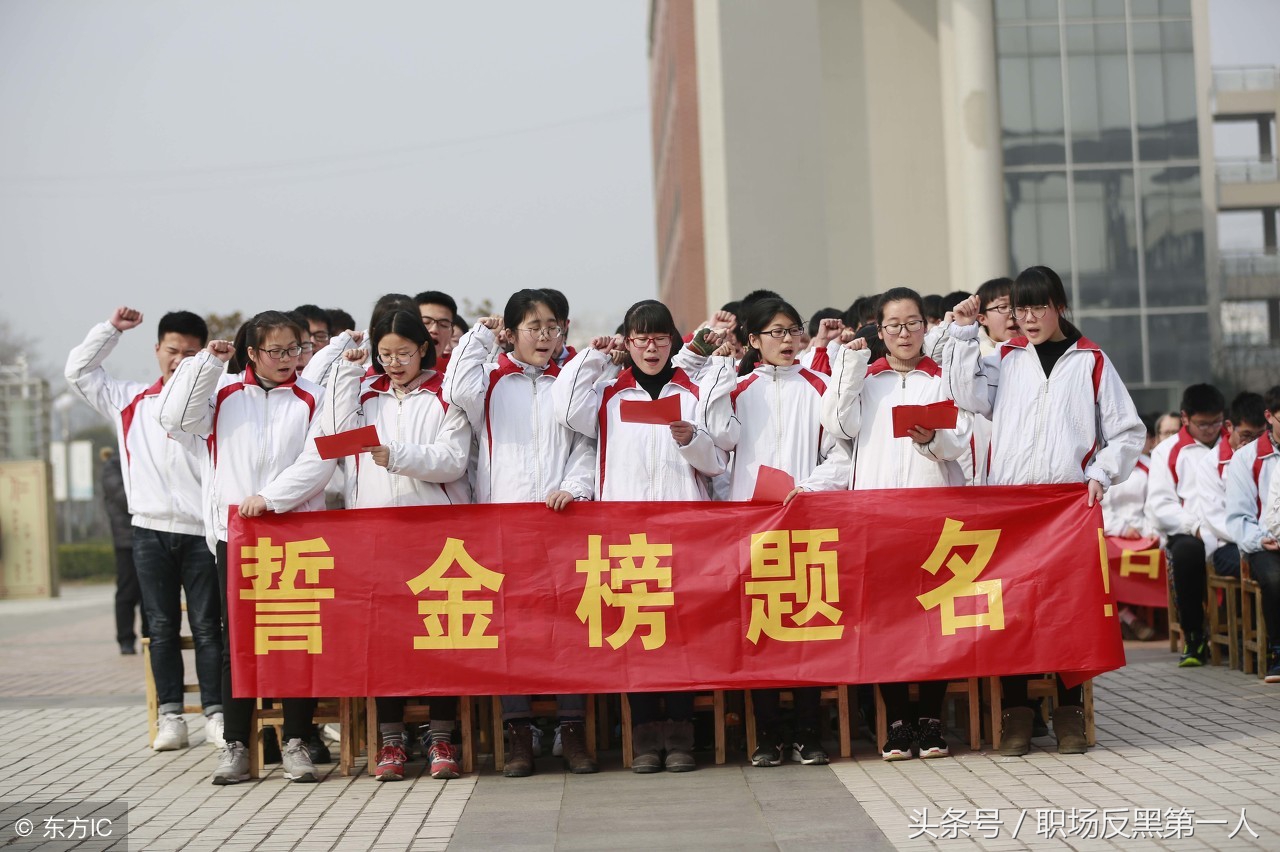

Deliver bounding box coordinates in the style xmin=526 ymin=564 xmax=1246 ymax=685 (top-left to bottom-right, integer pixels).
xmin=1104 ymin=535 xmax=1168 ymax=609
xmin=227 ymin=484 xmax=1126 ymax=697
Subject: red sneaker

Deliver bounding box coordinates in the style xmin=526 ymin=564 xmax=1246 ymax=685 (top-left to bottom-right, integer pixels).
xmin=428 ymin=740 xmax=460 ymax=779
xmin=375 ymin=743 xmax=407 ymax=781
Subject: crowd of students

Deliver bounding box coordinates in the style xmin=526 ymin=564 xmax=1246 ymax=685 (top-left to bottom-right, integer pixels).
xmin=72 ymin=265 xmax=1274 ymax=787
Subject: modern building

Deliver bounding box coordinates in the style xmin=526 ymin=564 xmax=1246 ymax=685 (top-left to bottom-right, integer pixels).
xmin=647 ymin=0 xmax=1273 ymax=410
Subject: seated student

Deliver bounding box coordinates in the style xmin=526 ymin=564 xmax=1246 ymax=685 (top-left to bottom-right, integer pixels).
xmin=1234 ymin=385 xmax=1280 ymax=683
xmin=1194 ymin=393 xmax=1266 ymax=581
xmin=805 ymin=287 xmax=973 ymax=761
xmin=1101 ymin=415 xmax=1157 ymax=640
xmin=415 ymin=290 xmax=458 ymax=372
xmin=66 ymin=307 xmax=223 ymax=752
xmin=247 ymin=310 xmax=472 ymax=780
xmin=443 ymin=289 xmax=597 ymax=777
xmin=701 ymin=297 xmax=850 ymax=767
xmin=1146 ymin=383 xmax=1229 ymax=667
xmin=159 ymin=311 xmax=329 ymax=785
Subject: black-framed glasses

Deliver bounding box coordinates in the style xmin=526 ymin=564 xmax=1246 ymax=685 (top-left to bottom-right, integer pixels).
xmin=254 ymin=345 xmax=303 ymax=360
xmin=422 ymin=316 xmax=454 ymax=331
xmin=879 ymin=319 xmax=926 ymax=335
xmin=377 ymin=351 xmax=420 ymax=366
xmin=310 ymin=331 xmax=331 ymax=344
xmin=627 ymin=335 xmax=672 ymax=349
xmin=983 ymin=303 xmax=1013 ymax=316
xmin=758 ymin=327 xmax=804 ymax=339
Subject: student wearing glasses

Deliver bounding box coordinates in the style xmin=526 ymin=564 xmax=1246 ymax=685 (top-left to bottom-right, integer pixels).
xmin=415 ymin=291 xmax=458 ymax=372
xmin=701 ymin=297 xmax=851 ymax=768
xmin=552 ymin=299 xmax=727 ymax=773
xmin=942 ymin=266 xmax=1144 ymax=756
xmin=243 ymin=308 xmax=472 ymax=781
xmin=442 ymin=288 xmax=596 ymax=778
xmin=804 ymin=287 xmax=974 ymax=761
xmin=292 ymin=304 xmax=333 ymax=370
xmin=159 ymin=310 xmax=328 ymax=785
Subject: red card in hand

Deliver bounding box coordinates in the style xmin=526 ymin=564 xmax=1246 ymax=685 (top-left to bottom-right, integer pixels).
xmin=619 ymin=395 xmax=682 ymax=425
xmin=751 ymin=465 xmax=795 ymax=503
xmin=315 ymin=425 xmax=380 ymax=460
xmin=891 ymin=400 xmax=959 ymax=438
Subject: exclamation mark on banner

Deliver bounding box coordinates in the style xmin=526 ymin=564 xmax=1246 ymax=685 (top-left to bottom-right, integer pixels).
xmin=1097 ymin=529 xmax=1113 ymax=617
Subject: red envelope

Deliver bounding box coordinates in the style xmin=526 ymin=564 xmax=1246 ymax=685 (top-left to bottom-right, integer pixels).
xmin=619 ymin=395 xmax=683 ymax=425
xmin=891 ymin=400 xmax=959 ymax=438
xmin=751 ymin=465 xmax=795 ymax=503
xmin=315 ymin=425 xmax=380 ymax=460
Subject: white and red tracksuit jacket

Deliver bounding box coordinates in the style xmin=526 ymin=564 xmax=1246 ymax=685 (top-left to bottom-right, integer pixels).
xmin=940 ymin=323 xmax=1144 ymax=490
xmin=1101 ymin=456 xmax=1152 ymax=538
xmin=1146 ymin=426 xmax=1227 ymax=541
xmin=551 ymin=348 xmax=726 ymax=501
xmin=819 ymin=346 xmax=973 ymax=489
xmin=1228 ymin=432 xmax=1279 ymax=554
xmin=442 ymin=324 xmax=594 ymax=504
xmin=65 ymin=321 xmax=205 ymax=536
xmin=700 ymin=356 xmax=850 ymax=501
xmin=158 ymin=353 xmax=327 ymax=551
xmin=260 ymin=362 xmax=472 ymax=510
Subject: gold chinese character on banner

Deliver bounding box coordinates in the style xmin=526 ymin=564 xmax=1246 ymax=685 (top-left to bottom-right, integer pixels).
xmin=1119 ymin=547 xmax=1161 ymax=580
xmin=576 ymin=533 xmax=675 ymax=650
xmin=745 ymin=528 xmax=844 ymax=643
xmin=916 ymin=519 xmax=1005 ymax=635
xmin=239 ymin=536 xmax=335 ymax=654
xmin=406 ymin=537 xmax=504 ymax=649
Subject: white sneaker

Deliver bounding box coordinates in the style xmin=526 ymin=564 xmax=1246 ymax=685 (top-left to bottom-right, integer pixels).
xmin=153 ymin=713 xmax=189 ymax=751
xmin=206 ymin=712 xmax=225 ymax=749
xmin=552 ymin=725 xmax=563 ymax=757
xmin=281 ymin=737 xmax=318 ymax=783
xmin=529 ymin=725 xmax=543 ymax=757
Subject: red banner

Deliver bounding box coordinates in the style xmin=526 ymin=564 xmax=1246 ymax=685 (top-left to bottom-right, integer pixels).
xmin=227 ymin=484 xmax=1126 ymax=697
xmin=1105 ymin=535 xmax=1167 ymax=609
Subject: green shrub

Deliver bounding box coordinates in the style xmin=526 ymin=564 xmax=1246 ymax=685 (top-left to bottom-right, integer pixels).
xmin=57 ymin=541 xmax=115 ymax=582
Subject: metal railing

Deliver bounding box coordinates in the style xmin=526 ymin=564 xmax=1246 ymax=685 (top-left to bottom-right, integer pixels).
xmin=1221 ymin=251 xmax=1280 ymax=278
xmin=1213 ymin=65 xmax=1280 ymax=93
xmin=1216 ymin=157 xmax=1279 ymax=185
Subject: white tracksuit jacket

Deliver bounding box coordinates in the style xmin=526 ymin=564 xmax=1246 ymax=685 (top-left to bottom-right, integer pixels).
xmin=700 ymin=356 xmax=851 ymax=501
xmin=940 ymin=323 xmax=1143 ymax=489
xmin=442 ymin=324 xmax=594 ymax=504
xmin=259 ymin=363 xmax=472 ymax=511
xmin=158 ymin=353 xmax=328 ymax=551
xmin=1146 ymin=428 xmax=1225 ymax=541
xmin=65 ymin=322 xmax=205 ymax=536
xmin=819 ymin=346 xmax=973 ymax=489
xmin=1101 ymin=456 xmax=1152 ymax=538
xmin=1227 ymin=433 xmax=1279 ymax=554
xmin=551 ymin=348 xmax=726 ymax=501
xmin=1191 ymin=442 xmax=1236 ymax=553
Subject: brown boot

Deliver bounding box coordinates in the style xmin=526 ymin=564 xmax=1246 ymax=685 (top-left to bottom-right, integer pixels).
xmin=559 ymin=720 xmax=598 ymax=774
xmin=663 ymin=720 xmax=696 ymax=772
xmin=998 ymin=706 xmax=1035 ymax=756
xmin=1052 ymin=706 xmax=1088 ymax=754
xmin=503 ymin=722 xmax=534 ymax=777
xmin=631 ymin=721 xmax=663 ymax=774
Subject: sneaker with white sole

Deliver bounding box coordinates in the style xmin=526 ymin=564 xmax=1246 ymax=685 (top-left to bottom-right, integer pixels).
xmin=281 ymin=737 xmax=318 ymax=782
xmin=428 ymin=740 xmax=461 ymax=779
xmin=205 ymin=712 xmax=225 ymax=749
xmin=212 ymin=741 xmax=250 ymax=785
xmin=881 ymin=720 xmax=915 ymax=761
xmin=551 ymin=725 xmax=562 ymax=757
xmin=916 ymin=718 xmax=949 ymax=759
xmin=376 ymin=742 xmax=407 ymax=781
xmin=153 ymin=713 xmax=189 ymax=751
xmin=790 ymin=727 xmax=829 ymax=765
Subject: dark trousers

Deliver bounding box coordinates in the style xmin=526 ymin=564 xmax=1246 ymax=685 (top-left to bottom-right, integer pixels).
xmin=1001 ymin=675 xmax=1082 ymax=708
xmin=134 ymin=528 xmax=222 ymax=715
xmin=1212 ymin=543 xmax=1241 ymax=578
xmin=376 ymin=696 xmax=459 ymax=725
xmin=1247 ymin=549 xmax=1280 ymax=649
xmin=751 ymin=687 xmax=820 ymax=734
xmin=1168 ymin=533 xmax=1207 ymax=636
xmin=114 ymin=546 xmax=147 ymax=646
xmin=880 ymin=681 xmax=948 ymax=726
xmin=629 ymin=692 xmax=695 ymax=726
xmin=216 ymin=541 xmax=315 ymax=745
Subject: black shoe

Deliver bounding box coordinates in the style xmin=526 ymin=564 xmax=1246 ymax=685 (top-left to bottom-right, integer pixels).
xmin=262 ymin=727 xmax=282 ymax=764
xmin=916 ymin=718 xmax=949 ymax=759
xmin=789 ymin=727 xmax=828 ymax=765
xmin=881 ymin=720 xmax=915 ymax=761
xmin=1265 ymin=650 xmax=1280 ymax=684
xmin=119 ymin=642 xmax=137 ymax=655
xmin=1029 ymin=701 xmax=1049 ymax=738
xmin=307 ymin=726 xmax=332 ymax=764
xmin=1179 ymin=634 xmax=1207 ymax=667
xmin=750 ymin=731 xmax=784 ymax=767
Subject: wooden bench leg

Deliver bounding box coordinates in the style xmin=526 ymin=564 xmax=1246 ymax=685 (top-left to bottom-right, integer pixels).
xmin=366 ymin=696 xmax=379 ymax=776
xmin=459 ymin=696 xmax=474 ymax=774
xmin=621 ymin=694 xmax=634 ymax=769
xmin=966 ymin=678 xmax=981 ymax=751
xmin=492 ymin=697 xmax=505 ymax=772
xmin=713 ymin=691 xmax=726 ymax=765
xmin=743 ymin=690 xmax=756 ymax=761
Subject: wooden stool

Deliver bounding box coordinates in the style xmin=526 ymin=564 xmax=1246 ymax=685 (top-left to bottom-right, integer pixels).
xmin=248 ymin=698 xmax=354 ymax=778
xmin=1167 ymin=557 xmax=1184 ymax=653
xmin=1240 ymin=553 xmax=1269 ymax=677
xmin=363 ymin=696 xmax=476 ymax=775
xmin=141 ymin=635 xmax=203 ymax=745
xmin=986 ymin=676 xmax=1095 ymax=750
xmin=1205 ymin=558 xmax=1241 ymax=669
xmin=491 ymin=696 xmax=596 ymax=771
xmin=619 ymin=691 xmax=726 ymax=768
xmin=872 ymin=679 xmax=981 ymax=752
xmin=742 ymin=686 xmax=852 ymax=759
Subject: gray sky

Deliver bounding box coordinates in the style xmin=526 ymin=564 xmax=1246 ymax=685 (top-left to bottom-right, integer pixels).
xmin=0 ymin=0 xmax=656 ymax=384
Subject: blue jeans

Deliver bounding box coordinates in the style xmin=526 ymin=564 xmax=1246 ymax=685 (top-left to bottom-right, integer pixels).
xmin=500 ymin=695 xmax=584 ymax=721
xmin=133 ymin=528 xmax=223 ymax=715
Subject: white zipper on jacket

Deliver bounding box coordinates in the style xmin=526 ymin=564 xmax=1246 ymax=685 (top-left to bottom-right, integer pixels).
xmin=257 ymin=388 xmax=271 ymax=491
xmin=1032 ymin=376 xmax=1049 ymax=480
xmin=531 ymin=376 xmax=544 ymax=498
xmin=772 ymin=368 xmax=782 ymax=466
xmin=393 ymin=395 xmax=404 ymax=505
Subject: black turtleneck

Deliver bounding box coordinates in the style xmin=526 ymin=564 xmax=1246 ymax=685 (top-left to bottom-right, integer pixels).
xmin=1035 ymin=328 xmax=1081 ymax=378
xmin=634 ymin=362 xmax=676 ymax=400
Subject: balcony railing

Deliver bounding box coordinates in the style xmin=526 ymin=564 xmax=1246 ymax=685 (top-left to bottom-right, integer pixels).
xmin=1217 ymin=157 xmax=1279 ymax=185
xmin=1213 ymin=65 xmax=1280 ymax=93
xmin=1221 ymin=251 xmax=1280 ymax=279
